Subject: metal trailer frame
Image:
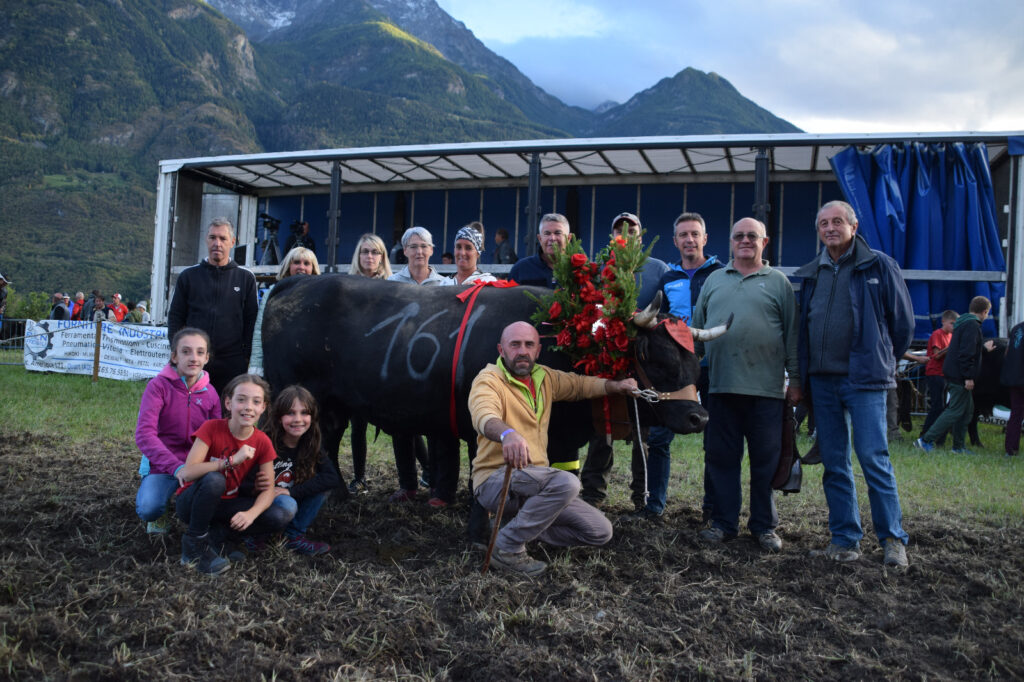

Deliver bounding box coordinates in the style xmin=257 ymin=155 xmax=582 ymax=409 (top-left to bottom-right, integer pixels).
xmin=150 ymin=132 xmax=1024 ymax=331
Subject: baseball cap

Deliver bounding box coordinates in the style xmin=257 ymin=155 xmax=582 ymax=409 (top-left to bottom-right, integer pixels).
xmin=611 ymin=212 xmax=641 ymax=232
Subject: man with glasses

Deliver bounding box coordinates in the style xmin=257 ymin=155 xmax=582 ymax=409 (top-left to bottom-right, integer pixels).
xmin=692 ymin=218 xmax=800 ymax=552
xmin=796 ymin=201 xmax=913 ymax=568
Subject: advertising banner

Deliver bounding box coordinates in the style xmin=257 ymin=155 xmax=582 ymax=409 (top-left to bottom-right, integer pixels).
xmin=24 ymin=320 xmax=168 ymax=381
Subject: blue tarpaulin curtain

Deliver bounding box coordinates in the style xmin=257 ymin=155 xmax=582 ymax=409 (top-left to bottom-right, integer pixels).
xmin=830 ymin=142 xmax=1006 ymax=338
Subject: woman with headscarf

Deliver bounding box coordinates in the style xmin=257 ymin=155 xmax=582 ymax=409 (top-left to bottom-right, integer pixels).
xmin=440 ymin=225 xmax=496 ymax=286
xmin=248 ymin=247 xmax=320 ymax=376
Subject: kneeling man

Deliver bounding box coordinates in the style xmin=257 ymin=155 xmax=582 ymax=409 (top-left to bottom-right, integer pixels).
xmin=469 ymin=321 xmax=638 ymax=576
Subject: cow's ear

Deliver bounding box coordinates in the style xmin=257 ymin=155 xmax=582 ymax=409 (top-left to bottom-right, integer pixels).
xmin=635 ymin=335 xmax=649 ymax=362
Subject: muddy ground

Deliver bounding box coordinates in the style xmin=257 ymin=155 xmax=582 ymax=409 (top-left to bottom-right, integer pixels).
xmin=0 ymin=430 xmax=1022 ymax=680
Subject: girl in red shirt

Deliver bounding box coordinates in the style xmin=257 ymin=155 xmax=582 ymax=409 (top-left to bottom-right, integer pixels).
xmin=175 ymin=374 xmax=292 ymax=574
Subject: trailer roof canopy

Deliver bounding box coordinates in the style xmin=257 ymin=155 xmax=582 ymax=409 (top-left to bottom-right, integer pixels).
xmin=162 ymin=132 xmax=1019 ymax=196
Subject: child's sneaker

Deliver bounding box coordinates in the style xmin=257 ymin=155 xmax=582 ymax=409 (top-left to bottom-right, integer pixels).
xmin=146 ymin=511 xmax=173 ymax=535
xmin=285 ymin=534 xmax=330 ymax=556
xmin=181 ymin=533 xmax=230 ymax=575
xmin=243 ymin=535 xmax=268 ymax=553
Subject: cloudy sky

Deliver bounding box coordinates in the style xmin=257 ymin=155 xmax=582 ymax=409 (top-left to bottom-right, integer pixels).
xmin=434 ymin=0 xmax=1024 ymax=134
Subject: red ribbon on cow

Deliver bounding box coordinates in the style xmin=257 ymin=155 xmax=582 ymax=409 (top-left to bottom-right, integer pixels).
xmin=451 ymin=279 xmax=521 ymax=435
xmin=662 ymin=318 xmax=694 ymax=354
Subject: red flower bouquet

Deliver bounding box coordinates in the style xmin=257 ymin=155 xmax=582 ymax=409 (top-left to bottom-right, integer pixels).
xmin=528 ymin=234 xmax=654 ymax=379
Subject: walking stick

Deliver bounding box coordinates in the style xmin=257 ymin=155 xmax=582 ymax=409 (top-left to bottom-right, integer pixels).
xmin=481 ymin=462 xmax=514 ymax=575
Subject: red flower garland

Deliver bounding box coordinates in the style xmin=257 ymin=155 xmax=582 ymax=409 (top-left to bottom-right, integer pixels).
xmin=529 ymin=234 xmax=652 ymax=379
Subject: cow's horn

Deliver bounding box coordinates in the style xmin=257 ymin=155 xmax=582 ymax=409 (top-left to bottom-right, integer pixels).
xmin=691 ymin=312 xmax=733 ymax=341
xmin=634 ymin=291 xmax=662 ymax=329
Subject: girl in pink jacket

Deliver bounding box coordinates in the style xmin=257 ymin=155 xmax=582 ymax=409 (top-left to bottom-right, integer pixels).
xmin=135 ymin=327 xmax=221 ymax=533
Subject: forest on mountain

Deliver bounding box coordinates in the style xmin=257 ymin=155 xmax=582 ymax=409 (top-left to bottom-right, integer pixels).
xmin=0 ymin=0 xmax=797 ymax=297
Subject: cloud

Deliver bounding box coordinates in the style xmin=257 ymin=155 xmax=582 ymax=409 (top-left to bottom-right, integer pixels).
xmin=436 ymin=0 xmax=608 ymax=43
xmin=437 ymin=0 xmax=1024 ymax=130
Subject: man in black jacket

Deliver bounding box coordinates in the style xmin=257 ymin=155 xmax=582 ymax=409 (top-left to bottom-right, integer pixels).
xmin=49 ymin=293 xmax=70 ymax=321
xmin=916 ymin=296 xmax=991 ymax=454
xmin=168 ymin=217 xmax=258 ymax=395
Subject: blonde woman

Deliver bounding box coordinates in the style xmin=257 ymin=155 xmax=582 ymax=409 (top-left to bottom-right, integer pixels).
xmin=349 ymin=233 xmax=392 ymax=279
xmin=248 ymin=247 xmax=320 ymax=375
xmin=345 ymin=234 xmax=393 ymax=493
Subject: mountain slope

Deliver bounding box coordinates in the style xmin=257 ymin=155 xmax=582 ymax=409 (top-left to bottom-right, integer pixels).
xmin=591 ymin=69 xmax=802 ymax=136
xmin=0 ymin=0 xmax=270 ymax=294
xmin=211 ymin=0 xmax=594 ymax=134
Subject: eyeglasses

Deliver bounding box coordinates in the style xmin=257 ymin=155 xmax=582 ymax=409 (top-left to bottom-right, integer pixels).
xmin=359 ymin=248 xmax=382 ymax=256
xmin=731 ymin=232 xmax=765 ymax=243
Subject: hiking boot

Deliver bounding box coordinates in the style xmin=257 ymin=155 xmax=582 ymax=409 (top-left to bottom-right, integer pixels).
xmin=913 ymin=438 xmax=934 ymax=453
xmin=426 ymin=496 xmax=449 ymax=509
xmin=181 ymin=533 xmax=230 ymax=575
xmin=620 ymin=507 xmax=663 ymax=524
xmin=883 ymin=538 xmax=908 ymax=568
xmin=757 ymin=531 xmax=783 ymax=552
xmin=489 ymin=548 xmax=547 ymax=577
xmin=699 ymin=527 xmax=733 ymax=543
xmin=388 ymin=488 xmax=417 ymax=503
xmin=146 ymin=511 xmax=173 ymax=535
xmin=809 ymin=542 xmax=861 ymax=562
xmin=285 ymin=533 xmax=330 ymax=556
xmin=347 ymin=478 xmax=368 ymax=495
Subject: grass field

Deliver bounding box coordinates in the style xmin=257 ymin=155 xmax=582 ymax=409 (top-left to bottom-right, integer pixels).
xmin=1 ymin=364 xmax=1022 ymax=679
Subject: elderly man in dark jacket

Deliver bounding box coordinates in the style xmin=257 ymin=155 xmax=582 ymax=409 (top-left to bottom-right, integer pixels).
xmin=796 ymin=200 xmax=914 ymax=568
xmin=916 ymin=296 xmax=991 ymax=454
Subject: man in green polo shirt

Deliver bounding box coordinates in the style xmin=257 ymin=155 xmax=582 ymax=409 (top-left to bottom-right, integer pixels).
xmin=691 ymin=217 xmax=801 ymax=552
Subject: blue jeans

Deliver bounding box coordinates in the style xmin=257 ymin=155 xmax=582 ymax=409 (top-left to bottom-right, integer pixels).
xmin=704 ymin=394 xmax=783 ymax=536
xmin=136 ymin=473 xmax=179 ymax=521
xmin=271 ymin=491 xmax=329 ymax=536
xmin=643 ymin=426 xmax=674 ymax=514
xmin=810 ymin=375 xmax=909 ymax=548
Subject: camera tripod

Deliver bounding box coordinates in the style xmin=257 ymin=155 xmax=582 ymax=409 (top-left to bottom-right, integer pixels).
xmin=259 ymin=224 xmax=282 ymax=266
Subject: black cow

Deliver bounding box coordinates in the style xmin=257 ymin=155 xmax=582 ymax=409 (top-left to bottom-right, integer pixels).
xmin=261 ymin=275 xmax=716 ymax=472
xmin=968 ymin=338 xmax=1009 ymax=447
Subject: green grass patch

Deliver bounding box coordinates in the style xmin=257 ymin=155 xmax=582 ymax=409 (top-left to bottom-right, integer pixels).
xmin=0 ymin=364 xmax=145 ymax=445
xmin=2 ymin=363 xmax=1021 ymax=524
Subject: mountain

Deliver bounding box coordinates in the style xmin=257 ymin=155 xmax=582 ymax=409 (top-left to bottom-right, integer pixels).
xmin=0 ymin=0 xmax=800 ymax=296
xmin=213 ymin=0 xmax=595 ymax=134
xmin=0 ymin=0 xmax=270 ymax=297
xmin=591 ymin=69 xmax=801 ymax=136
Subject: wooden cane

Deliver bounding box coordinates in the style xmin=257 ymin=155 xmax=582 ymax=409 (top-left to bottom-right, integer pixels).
xmin=481 ymin=462 xmax=514 ymax=575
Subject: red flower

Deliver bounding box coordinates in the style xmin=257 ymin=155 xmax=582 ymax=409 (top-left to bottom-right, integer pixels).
xmin=556 ymin=328 xmax=573 ymax=347
xmin=614 ymin=236 xmax=627 ymax=247
xmin=570 ymin=253 xmax=588 ymax=268
xmin=601 ymin=265 xmax=616 ymax=282
xmin=577 ymin=333 xmax=592 ymax=349
xmin=548 ymin=301 xmax=562 ymax=319
xmin=612 ymin=333 xmax=630 ymax=351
